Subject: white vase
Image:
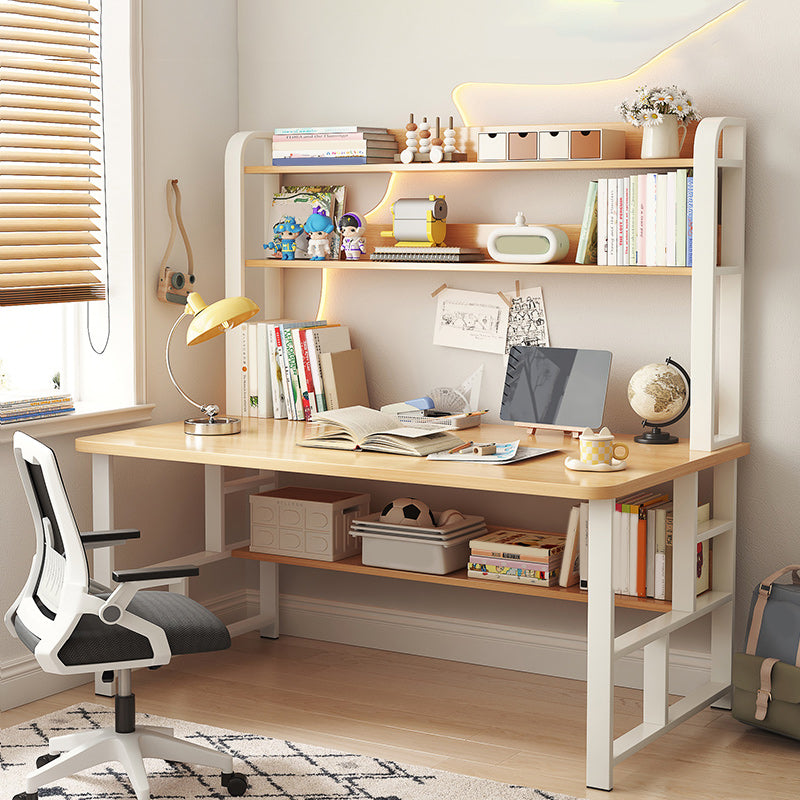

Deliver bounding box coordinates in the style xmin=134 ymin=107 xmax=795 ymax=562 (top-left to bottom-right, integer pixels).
xmin=640 ymin=115 xmax=687 ymax=158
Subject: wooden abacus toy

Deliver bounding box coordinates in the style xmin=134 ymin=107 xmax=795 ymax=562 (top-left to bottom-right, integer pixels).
xmin=397 ymin=115 xmax=467 ymax=163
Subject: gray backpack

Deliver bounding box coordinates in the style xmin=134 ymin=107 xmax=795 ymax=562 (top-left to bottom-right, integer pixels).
xmin=732 ymin=565 xmax=800 ymax=738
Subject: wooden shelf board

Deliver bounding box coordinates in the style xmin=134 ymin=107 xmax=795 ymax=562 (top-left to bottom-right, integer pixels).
xmin=244 ymin=158 xmax=695 ymax=176
xmin=245 ymin=258 xmax=693 ymax=276
xmin=231 ymin=546 xmax=672 ymax=612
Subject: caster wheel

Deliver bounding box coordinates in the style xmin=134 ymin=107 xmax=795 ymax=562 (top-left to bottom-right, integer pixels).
xmin=36 ymin=753 xmax=59 ymax=769
xmin=222 ymin=771 xmax=248 ymax=796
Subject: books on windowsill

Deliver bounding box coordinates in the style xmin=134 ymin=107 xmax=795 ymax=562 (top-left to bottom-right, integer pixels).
xmin=298 ymin=405 xmax=462 ymax=457
xmin=0 ymin=392 xmax=74 ymax=424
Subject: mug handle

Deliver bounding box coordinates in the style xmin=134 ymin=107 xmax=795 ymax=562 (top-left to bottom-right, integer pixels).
xmin=677 ymin=121 xmax=687 ymax=156
xmin=612 ymin=442 xmax=629 ymax=461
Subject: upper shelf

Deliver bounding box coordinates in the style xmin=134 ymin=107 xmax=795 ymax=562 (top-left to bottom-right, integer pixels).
xmin=244 ymin=157 xmax=695 ymax=176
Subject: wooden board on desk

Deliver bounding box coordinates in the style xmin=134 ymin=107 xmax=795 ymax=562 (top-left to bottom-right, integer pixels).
xmin=75 ymin=419 xmax=750 ymax=502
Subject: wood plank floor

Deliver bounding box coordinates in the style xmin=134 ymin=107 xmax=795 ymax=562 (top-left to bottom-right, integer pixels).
xmin=3 ymin=633 xmax=799 ymax=799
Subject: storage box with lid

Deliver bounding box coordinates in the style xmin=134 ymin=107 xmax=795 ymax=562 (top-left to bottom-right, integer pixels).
xmin=250 ymin=486 xmax=370 ymax=561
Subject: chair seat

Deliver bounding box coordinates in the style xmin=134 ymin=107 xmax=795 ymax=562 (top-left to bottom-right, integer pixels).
xmin=53 ymin=591 xmax=231 ymax=667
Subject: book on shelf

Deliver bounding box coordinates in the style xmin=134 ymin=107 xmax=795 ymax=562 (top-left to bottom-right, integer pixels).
xmin=469 ymin=529 xmax=566 ymax=562
xmin=319 ymin=348 xmax=369 ymax=410
xmin=607 ymin=177 xmax=618 ymax=265
xmin=271 ymin=155 xmax=397 ymax=166
xmin=645 ymin=172 xmax=658 ymax=266
xmin=596 ymin=178 xmax=608 ymax=266
xmin=272 ymin=146 xmax=397 ymax=161
xmin=696 ymin=502 xmax=712 ymax=595
xmin=578 ymin=501 xmax=589 ymax=589
xmin=272 ymin=140 xmax=397 ymax=154
xmin=298 ymin=405 xmax=462 ymax=456
xmin=676 ymin=168 xmax=689 ymax=267
xmin=308 ymin=326 xmax=352 ymax=412
xmin=256 ymin=322 xmax=271 ymax=419
xmin=370 ymin=246 xmax=483 ymax=263
xmin=559 ymin=506 xmax=581 ymax=587
xmin=273 ymin=131 xmax=396 ymax=143
xmin=575 ymin=181 xmax=598 ymax=265
xmin=273 ymin=125 xmax=390 ymax=135
xmin=467 ymin=560 xmax=559 ymax=587
xmin=686 ymin=175 xmax=694 ymax=267
xmin=247 ymin=323 xmax=259 ymax=417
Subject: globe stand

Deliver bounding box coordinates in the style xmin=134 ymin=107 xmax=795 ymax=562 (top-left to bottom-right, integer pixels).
xmin=632 ymin=357 xmax=691 ymax=445
xmin=634 ymin=425 xmax=679 ymax=445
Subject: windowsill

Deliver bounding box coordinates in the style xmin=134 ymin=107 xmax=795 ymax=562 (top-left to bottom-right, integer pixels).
xmin=0 ymin=403 xmax=154 ymax=443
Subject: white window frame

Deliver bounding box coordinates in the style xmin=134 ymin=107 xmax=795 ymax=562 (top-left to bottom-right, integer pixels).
xmin=0 ymin=0 xmax=151 ymax=443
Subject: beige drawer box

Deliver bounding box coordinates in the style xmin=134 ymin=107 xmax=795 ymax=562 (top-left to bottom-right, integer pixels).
xmin=250 ymin=486 xmax=370 ymax=561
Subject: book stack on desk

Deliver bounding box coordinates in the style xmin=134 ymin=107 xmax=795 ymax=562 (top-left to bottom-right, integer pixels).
xmin=467 ymin=528 xmax=566 ymax=587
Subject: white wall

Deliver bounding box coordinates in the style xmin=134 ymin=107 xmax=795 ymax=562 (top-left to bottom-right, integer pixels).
xmin=235 ymin=0 xmax=800 ymax=677
xmin=0 ymin=0 xmax=241 ymax=709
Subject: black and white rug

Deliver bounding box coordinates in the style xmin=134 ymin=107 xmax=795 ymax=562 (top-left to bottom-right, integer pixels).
xmin=1 ymin=704 xmax=583 ymax=800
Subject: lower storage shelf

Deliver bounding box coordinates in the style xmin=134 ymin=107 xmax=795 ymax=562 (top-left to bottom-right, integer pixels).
xmin=231 ymin=546 xmax=672 ymax=612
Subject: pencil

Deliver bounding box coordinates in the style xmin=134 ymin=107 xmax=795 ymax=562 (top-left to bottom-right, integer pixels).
xmin=448 ymin=440 xmax=473 ymax=454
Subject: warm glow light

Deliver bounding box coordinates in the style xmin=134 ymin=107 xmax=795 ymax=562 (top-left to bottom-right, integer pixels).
xmin=452 ymin=1 xmax=746 ymax=125
xmin=315 ymin=267 xmax=329 ymax=319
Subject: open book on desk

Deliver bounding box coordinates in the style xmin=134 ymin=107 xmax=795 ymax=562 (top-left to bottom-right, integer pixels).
xmin=297 ymin=406 xmax=463 ymax=456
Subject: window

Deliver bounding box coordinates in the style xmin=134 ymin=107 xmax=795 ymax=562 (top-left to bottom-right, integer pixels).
xmin=0 ymin=1 xmax=145 ymax=422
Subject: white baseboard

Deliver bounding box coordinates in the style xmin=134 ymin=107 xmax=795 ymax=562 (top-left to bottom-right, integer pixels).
xmin=0 ymin=655 xmax=89 ymax=711
xmin=276 ymin=593 xmax=713 ymax=697
xmin=0 ymin=589 xmax=714 ymax=710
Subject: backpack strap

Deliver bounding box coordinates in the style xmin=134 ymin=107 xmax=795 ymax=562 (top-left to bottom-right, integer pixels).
xmin=755 ymin=657 xmax=780 ymax=721
xmin=746 ymin=565 xmax=800 ymax=666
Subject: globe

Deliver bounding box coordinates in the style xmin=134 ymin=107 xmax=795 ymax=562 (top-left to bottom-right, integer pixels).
xmin=628 ymin=362 xmax=688 ymax=423
xmin=627 ymin=359 xmax=690 ymax=444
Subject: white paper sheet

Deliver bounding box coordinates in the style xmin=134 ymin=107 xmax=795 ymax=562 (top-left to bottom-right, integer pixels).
xmin=433 ymin=288 xmax=510 ymax=354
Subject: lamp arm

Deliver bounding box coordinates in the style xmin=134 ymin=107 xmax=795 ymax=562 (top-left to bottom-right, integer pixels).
xmin=165 ymin=313 xmax=217 ymax=417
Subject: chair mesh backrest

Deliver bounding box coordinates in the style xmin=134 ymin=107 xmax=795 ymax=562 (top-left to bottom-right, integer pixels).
xmin=16 ymin=436 xmax=89 ymax=619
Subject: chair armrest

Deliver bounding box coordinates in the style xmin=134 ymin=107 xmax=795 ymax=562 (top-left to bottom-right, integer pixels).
xmin=80 ymin=529 xmax=141 ymax=550
xmin=112 ymin=565 xmax=199 ymax=583
xmin=99 ymin=565 xmax=200 ymax=624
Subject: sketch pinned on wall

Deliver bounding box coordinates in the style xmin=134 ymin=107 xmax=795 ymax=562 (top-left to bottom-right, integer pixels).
xmin=505 ymin=287 xmax=549 ymax=354
xmin=433 ymin=288 xmax=510 ymax=354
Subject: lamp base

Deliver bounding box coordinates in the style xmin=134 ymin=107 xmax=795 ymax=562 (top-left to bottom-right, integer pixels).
xmin=184 ymin=416 xmax=241 ymax=435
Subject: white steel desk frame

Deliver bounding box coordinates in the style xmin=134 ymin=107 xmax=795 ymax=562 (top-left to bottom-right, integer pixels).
xmin=80 ymin=425 xmax=742 ymax=791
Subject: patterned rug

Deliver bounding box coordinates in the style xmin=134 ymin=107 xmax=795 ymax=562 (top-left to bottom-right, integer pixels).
xmin=0 ymin=704 xmax=584 ymax=800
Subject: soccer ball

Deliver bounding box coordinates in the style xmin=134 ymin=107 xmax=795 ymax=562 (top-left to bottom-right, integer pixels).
xmin=379 ymin=497 xmax=436 ymax=527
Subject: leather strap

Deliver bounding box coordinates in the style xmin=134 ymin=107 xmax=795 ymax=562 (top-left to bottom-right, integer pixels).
xmin=745 ymin=565 xmax=800 ymax=666
xmin=158 ymin=179 xmax=194 ymax=277
xmin=755 ymin=657 xmax=780 ymax=721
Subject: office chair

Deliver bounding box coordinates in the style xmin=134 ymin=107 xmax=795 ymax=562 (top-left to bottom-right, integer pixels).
xmin=5 ymin=432 xmax=248 ymax=800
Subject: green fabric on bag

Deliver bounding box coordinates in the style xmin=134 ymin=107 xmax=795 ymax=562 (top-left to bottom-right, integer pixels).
xmin=732 ymin=652 xmax=800 ymax=740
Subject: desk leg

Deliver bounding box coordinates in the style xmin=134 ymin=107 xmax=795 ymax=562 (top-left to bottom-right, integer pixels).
xmin=586 ymin=498 xmax=615 ymax=791
xmin=259 ymin=561 xmax=279 ymax=639
xmin=92 ymin=454 xmax=115 ymax=697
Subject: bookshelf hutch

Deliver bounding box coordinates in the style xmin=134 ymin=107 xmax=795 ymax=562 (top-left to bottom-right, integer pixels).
xmin=98 ymin=116 xmax=745 ymax=790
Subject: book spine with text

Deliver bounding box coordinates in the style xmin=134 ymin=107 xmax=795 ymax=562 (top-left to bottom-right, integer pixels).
xmin=267 ymin=323 xmax=286 ymax=418
xmin=596 ymin=178 xmax=608 ymax=266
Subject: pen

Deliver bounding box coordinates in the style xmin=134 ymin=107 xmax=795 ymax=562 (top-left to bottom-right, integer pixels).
xmin=448 ymin=440 xmax=473 ymax=454
xmin=451 ymin=410 xmax=488 ymax=419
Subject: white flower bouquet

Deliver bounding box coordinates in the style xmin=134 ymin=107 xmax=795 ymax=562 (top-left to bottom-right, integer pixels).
xmin=616 ymin=85 xmax=700 ymax=127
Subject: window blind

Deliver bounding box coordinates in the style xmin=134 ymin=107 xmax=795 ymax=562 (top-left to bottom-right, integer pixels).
xmin=0 ymin=0 xmax=104 ymax=306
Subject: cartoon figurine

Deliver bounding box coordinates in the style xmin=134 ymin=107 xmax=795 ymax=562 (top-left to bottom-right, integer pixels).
xmin=338 ymin=212 xmax=366 ymax=260
xmin=268 ymin=215 xmax=304 ymax=260
xmin=303 ymin=211 xmax=335 ymax=261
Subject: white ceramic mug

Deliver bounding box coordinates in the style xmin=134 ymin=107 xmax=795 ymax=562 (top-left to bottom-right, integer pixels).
xmin=578 ymin=426 xmax=629 ymax=466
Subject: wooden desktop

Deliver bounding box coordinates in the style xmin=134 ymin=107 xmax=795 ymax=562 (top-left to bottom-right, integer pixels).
xmin=75 ymin=418 xmax=748 ymax=790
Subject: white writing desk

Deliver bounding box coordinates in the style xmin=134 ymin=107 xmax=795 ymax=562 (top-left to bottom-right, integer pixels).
xmin=75 ymin=419 xmax=748 ymax=790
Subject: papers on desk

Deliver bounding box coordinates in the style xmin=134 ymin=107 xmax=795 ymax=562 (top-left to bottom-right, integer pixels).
xmin=427 ymin=440 xmax=556 ymax=464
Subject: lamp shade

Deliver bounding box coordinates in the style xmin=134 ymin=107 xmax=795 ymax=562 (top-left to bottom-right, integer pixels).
xmin=184 ymin=292 xmax=259 ymax=346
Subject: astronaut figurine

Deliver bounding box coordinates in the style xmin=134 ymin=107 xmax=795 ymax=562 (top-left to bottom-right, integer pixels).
xmin=338 ymin=212 xmax=366 ymax=260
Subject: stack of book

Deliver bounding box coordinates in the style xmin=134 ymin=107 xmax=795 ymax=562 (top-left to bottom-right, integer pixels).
xmin=240 ymin=320 xmax=369 ymax=421
xmin=271 ymin=126 xmax=398 ymax=166
xmin=575 ymin=168 xmax=694 ymax=267
xmin=0 ymin=392 xmax=74 ymax=425
xmin=467 ymin=528 xmax=566 ymax=587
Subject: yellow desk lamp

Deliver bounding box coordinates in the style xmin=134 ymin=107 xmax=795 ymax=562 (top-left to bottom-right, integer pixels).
xmin=166 ymin=291 xmax=259 ymax=435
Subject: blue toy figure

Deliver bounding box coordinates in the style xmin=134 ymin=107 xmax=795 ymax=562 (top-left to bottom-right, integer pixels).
xmin=267 ymin=216 xmax=304 ymax=260
xmin=338 ymin=212 xmax=366 ymax=260
xmin=303 ymin=211 xmax=335 ymax=261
